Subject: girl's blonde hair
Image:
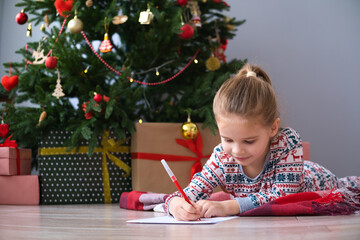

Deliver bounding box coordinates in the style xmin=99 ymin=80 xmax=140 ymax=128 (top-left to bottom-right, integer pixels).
xmin=213 ymin=64 xmax=279 ymax=127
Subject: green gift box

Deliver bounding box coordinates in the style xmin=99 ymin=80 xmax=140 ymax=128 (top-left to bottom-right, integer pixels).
xmin=38 ymin=130 xmax=132 ymax=204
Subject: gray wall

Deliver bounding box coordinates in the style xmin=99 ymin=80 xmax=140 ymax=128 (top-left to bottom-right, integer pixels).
xmin=1 ymin=0 xmax=359 ymax=177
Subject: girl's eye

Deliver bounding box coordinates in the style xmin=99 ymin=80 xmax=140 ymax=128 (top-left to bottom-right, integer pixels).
xmin=244 ymin=140 xmax=255 ymax=144
xmin=223 ymin=139 xmax=233 ymax=143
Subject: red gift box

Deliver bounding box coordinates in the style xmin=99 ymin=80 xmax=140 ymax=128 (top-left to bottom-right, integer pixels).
xmin=0 ymin=148 xmax=32 ymax=175
xmin=0 ymin=175 xmax=39 ymax=205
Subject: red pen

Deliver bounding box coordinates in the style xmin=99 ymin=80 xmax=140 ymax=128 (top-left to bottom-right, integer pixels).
xmin=161 ymin=159 xmax=201 ymax=220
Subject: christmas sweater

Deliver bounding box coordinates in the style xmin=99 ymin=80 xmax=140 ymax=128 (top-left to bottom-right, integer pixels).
xmin=165 ymin=127 xmax=360 ymax=213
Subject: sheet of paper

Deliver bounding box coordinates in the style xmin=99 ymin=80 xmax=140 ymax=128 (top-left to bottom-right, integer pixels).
xmin=127 ymin=215 xmax=238 ymax=225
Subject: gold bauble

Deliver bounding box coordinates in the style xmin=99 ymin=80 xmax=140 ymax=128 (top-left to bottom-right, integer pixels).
xmin=205 ymin=56 xmax=221 ymax=71
xmin=67 ymin=16 xmax=83 ymax=34
xmin=181 ymin=121 xmax=199 ymax=140
xmin=85 ymin=0 xmax=93 ymax=7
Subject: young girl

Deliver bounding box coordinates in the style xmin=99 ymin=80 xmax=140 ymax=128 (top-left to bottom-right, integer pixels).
xmin=165 ymin=64 xmax=360 ymax=221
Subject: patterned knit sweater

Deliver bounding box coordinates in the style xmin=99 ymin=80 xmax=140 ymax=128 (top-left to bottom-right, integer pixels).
xmin=165 ymin=127 xmax=359 ymax=213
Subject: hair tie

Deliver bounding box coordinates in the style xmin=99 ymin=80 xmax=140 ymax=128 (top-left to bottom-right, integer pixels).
xmin=246 ymin=71 xmax=256 ymax=77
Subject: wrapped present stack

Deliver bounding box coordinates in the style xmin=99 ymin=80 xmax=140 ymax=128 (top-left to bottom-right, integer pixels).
xmin=38 ymin=130 xmax=132 ymax=204
xmin=0 ymin=136 xmax=39 ymax=205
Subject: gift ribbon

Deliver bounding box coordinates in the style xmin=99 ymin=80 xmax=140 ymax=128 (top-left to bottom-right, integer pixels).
xmin=0 ymin=135 xmax=21 ymax=175
xmin=131 ymin=132 xmax=210 ymax=179
xmin=39 ymin=131 xmax=130 ymax=203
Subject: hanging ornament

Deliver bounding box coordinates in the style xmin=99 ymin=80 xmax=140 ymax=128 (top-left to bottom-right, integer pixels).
xmin=177 ymin=0 xmax=188 ymax=6
xmin=179 ymin=24 xmax=194 ymax=39
xmin=214 ymin=46 xmax=226 ymax=63
xmin=0 ymin=117 xmax=9 ymax=139
xmin=206 ymin=55 xmax=221 ymax=71
xmin=32 ymin=37 xmax=47 ymax=65
xmin=37 ymin=107 xmax=47 ymax=127
xmin=181 ymin=111 xmax=198 ymax=140
xmin=93 ymin=93 xmax=102 ymax=103
xmin=82 ymin=101 xmax=93 ymax=120
xmin=85 ymin=0 xmax=93 ymax=7
xmin=54 ymin=0 xmax=74 ymax=18
xmin=40 ymin=23 xmax=45 ymax=31
xmin=45 ymin=56 xmax=58 ymax=69
xmin=67 ymin=11 xmax=83 ymax=34
xmin=138 ymin=5 xmax=154 ymax=25
xmin=44 ymin=14 xmax=50 ymax=28
xmin=26 ymin=23 xmax=32 ymax=37
xmin=188 ymin=0 xmax=201 ymax=27
xmin=52 ymin=69 xmax=65 ymax=99
xmin=15 ymin=9 xmax=28 ymax=25
xmin=99 ymin=17 xmax=113 ymax=53
xmin=1 ymin=62 xmax=19 ymax=92
xmin=112 ymin=15 xmax=128 ymax=25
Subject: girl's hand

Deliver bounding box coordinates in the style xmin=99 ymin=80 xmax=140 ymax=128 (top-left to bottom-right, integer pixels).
xmin=168 ymin=197 xmax=201 ymax=221
xmin=196 ymin=200 xmax=240 ymax=218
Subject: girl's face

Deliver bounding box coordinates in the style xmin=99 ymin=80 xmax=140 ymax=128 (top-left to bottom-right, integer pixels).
xmin=216 ymin=113 xmax=280 ymax=177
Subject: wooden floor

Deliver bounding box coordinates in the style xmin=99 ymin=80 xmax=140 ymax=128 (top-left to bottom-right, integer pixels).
xmin=0 ymin=204 xmax=359 ymax=240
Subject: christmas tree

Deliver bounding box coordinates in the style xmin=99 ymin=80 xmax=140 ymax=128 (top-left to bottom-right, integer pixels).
xmin=1 ymin=0 xmax=245 ymax=154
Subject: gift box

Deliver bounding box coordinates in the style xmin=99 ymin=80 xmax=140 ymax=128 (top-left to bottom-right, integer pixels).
xmin=38 ymin=130 xmax=132 ymax=204
xmin=0 ymin=175 xmax=39 ymax=205
xmin=131 ymin=122 xmax=220 ymax=194
xmin=0 ymin=148 xmax=32 ymax=175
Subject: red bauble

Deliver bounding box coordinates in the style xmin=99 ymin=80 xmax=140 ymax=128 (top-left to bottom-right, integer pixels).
xmin=54 ymin=0 xmax=74 ymax=18
xmin=93 ymin=93 xmax=102 ymax=103
xmin=179 ymin=24 xmax=194 ymax=40
xmin=0 ymin=123 xmax=9 ymax=139
xmin=45 ymin=57 xmax=58 ymax=69
xmin=1 ymin=75 xmax=19 ymax=91
xmin=177 ymin=0 xmax=188 ymax=7
xmin=15 ymin=10 xmax=28 ymax=25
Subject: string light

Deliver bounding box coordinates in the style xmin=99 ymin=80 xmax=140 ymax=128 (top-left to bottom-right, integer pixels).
xmin=84 ymin=66 xmax=90 ymax=74
xmin=194 ymin=58 xmax=198 ymax=64
xmin=138 ymin=119 xmax=143 ymax=123
xmin=155 ymin=68 xmax=159 ymax=76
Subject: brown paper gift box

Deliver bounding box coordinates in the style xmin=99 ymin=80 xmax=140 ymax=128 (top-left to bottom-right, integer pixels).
xmin=0 ymin=175 xmax=39 ymax=205
xmin=131 ymin=122 xmax=220 ymax=194
xmin=0 ymin=148 xmax=32 ymax=175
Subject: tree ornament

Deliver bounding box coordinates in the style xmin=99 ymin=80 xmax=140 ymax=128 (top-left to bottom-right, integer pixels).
xmin=15 ymin=9 xmax=28 ymax=25
xmin=179 ymin=24 xmax=194 ymax=39
xmin=1 ymin=62 xmax=19 ymax=92
xmin=37 ymin=108 xmax=47 ymax=127
xmin=85 ymin=0 xmax=93 ymax=7
xmin=0 ymin=121 xmax=9 ymax=139
xmin=54 ymin=0 xmax=74 ymax=18
xmin=177 ymin=0 xmax=188 ymax=6
xmin=138 ymin=6 xmax=154 ymax=24
xmin=32 ymin=37 xmax=47 ymax=65
xmin=93 ymin=93 xmax=103 ymax=103
xmin=26 ymin=23 xmax=32 ymax=37
xmin=45 ymin=56 xmax=58 ymax=69
xmin=44 ymin=14 xmax=50 ymax=28
xmin=188 ymin=0 xmax=202 ymax=27
xmin=40 ymin=24 xmax=45 ymax=31
xmin=206 ymin=55 xmax=221 ymax=71
xmin=82 ymin=101 xmax=94 ymax=120
xmin=181 ymin=112 xmax=198 ymax=140
xmin=99 ymin=17 xmax=113 ymax=53
xmin=52 ymin=69 xmax=65 ymax=99
xmin=67 ymin=13 xmax=83 ymax=34
xmin=112 ymin=15 xmax=128 ymax=25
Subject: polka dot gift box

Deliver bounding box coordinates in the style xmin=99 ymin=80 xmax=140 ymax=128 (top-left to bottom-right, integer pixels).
xmin=38 ymin=130 xmax=132 ymax=204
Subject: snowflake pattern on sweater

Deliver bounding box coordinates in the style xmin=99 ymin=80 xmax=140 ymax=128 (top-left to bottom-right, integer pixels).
xmin=165 ymin=127 xmax=360 ymax=213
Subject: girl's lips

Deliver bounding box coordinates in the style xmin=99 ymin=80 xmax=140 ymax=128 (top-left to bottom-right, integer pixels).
xmin=234 ymin=156 xmax=250 ymax=162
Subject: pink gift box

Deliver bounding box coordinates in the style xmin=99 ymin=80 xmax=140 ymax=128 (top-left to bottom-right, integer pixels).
xmin=0 ymin=148 xmax=32 ymax=175
xmin=0 ymin=175 xmax=39 ymax=205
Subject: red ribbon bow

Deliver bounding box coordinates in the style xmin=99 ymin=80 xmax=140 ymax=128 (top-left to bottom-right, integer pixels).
xmin=0 ymin=135 xmax=20 ymax=175
xmin=176 ymin=132 xmax=210 ymax=178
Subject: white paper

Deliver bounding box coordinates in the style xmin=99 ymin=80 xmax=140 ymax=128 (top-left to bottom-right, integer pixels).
xmin=127 ymin=216 xmax=238 ymax=225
